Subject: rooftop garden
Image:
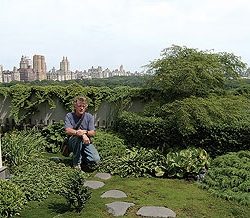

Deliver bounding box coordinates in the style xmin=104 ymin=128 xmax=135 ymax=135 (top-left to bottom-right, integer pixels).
xmin=0 ymin=45 xmax=250 ymax=217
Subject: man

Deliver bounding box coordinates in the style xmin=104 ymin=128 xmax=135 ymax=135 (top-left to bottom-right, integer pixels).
xmin=64 ymin=96 xmax=100 ymax=170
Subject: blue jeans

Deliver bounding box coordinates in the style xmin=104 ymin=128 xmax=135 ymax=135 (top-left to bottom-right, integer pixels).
xmin=68 ymin=136 xmax=100 ymax=166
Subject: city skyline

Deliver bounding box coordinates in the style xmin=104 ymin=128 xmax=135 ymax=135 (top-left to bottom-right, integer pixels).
xmin=0 ymin=54 xmax=138 ymax=73
xmin=0 ymin=0 xmax=250 ymax=73
xmin=0 ymin=54 xmax=139 ymax=83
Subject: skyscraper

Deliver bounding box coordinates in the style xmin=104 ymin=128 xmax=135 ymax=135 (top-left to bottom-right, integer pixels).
xmin=19 ymin=55 xmax=35 ymax=81
xmin=59 ymin=57 xmax=70 ymax=80
xmin=33 ymin=55 xmax=47 ymax=80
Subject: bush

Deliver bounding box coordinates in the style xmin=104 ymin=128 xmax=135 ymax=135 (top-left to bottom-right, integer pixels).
xmin=114 ymin=95 xmax=250 ymax=156
xmin=113 ymin=111 xmax=171 ymax=151
xmin=111 ymin=147 xmax=166 ymax=178
xmin=93 ymin=130 xmax=127 ymax=172
xmin=41 ymin=121 xmax=66 ymax=153
xmin=59 ymin=170 xmax=91 ymax=213
xmin=158 ymin=95 xmax=250 ymax=156
xmin=1 ymin=130 xmax=46 ymax=167
xmin=164 ymin=147 xmax=210 ymax=179
xmin=0 ymin=180 xmax=26 ymax=217
xmin=10 ymin=158 xmax=81 ymax=201
xmin=200 ymin=150 xmax=250 ymax=205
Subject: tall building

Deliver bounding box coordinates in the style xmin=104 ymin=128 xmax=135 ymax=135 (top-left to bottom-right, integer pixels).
xmin=33 ymin=55 xmax=47 ymax=80
xmin=19 ymin=55 xmax=35 ymax=81
xmin=12 ymin=67 xmax=20 ymax=81
xmin=59 ymin=57 xmax=71 ymax=80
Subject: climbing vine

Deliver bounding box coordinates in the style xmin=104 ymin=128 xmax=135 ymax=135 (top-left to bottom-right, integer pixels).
xmin=0 ymin=84 xmax=144 ymax=124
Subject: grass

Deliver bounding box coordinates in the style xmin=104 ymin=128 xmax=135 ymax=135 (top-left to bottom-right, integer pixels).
xmin=15 ymin=174 xmax=250 ymax=218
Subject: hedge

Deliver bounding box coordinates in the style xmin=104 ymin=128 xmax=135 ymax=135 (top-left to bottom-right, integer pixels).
xmin=114 ymin=95 xmax=250 ymax=156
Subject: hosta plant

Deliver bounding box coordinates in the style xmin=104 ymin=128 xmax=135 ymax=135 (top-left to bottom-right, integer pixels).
xmin=165 ymin=147 xmax=210 ymax=179
xmin=112 ymin=147 xmax=166 ymax=178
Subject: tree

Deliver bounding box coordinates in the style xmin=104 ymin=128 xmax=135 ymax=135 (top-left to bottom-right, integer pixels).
xmin=147 ymin=45 xmax=247 ymax=98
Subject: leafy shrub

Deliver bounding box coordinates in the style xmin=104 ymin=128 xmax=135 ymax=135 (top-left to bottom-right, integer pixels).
xmin=1 ymin=130 xmax=46 ymax=167
xmin=41 ymin=121 xmax=66 ymax=153
xmin=10 ymin=158 xmax=80 ymax=201
xmin=114 ymin=111 xmax=171 ymax=151
xmin=59 ymin=170 xmax=91 ymax=213
xmin=115 ymin=95 xmax=250 ymax=156
xmin=112 ymin=147 xmax=166 ymax=178
xmin=93 ymin=130 xmax=127 ymax=172
xmin=0 ymin=180 xmax=26 ymax=217
xmin=157 ymin=95 xmax=250 ymax=156
xmin=164 ymin=147 xmax=210 ymax=179
xmin=200 ymin=150 xmax=250 ymax=205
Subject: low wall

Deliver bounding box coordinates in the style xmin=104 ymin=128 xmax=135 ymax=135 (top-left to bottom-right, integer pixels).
xmin=0 ymin=95 xmax=145 ymax=132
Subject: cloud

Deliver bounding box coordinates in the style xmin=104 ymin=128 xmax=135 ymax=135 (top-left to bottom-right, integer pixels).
xmin=0 ymin=0 xmax=250 ymax=71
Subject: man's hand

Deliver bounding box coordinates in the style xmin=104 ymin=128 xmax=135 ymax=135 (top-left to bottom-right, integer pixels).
xmin=76 ymin=129 xmax=88 ymax=136
xmin=82 ymin=134 xmax=90 ymax=144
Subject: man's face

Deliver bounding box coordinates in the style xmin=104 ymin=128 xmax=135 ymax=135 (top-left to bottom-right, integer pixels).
xmin=74 ymin=101 xmax=87 ymax=115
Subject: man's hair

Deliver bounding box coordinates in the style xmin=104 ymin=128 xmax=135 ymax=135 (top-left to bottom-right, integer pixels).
xmin=73 ymin=96 xmax=88 ymax=106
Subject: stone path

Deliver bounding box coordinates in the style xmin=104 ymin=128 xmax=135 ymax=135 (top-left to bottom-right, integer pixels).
xmin=84 ymin=172 xmax=176 ymax=217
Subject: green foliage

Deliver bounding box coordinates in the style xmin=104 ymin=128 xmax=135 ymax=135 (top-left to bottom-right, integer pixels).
xmin=165 ymin=147 xmax=210 ymax=179
xmin=0 ymin=84 xmax=142 ymax=124
xmin=157 ymin=95 xmax=250 ymax=156
xmin=115 ymin=95 xmax=250 ymax=156
xmin=93 ymin=130 xmax=127 ymax=172
xmin=1 ymin=130 xmax=46 ymax=167
xmin=59 ymin=170 xmax=91 ymax=213
xmin=157 ymin=95 xmax=250 ymax=135
xmin=111 ymin=147 xmax=166 ymax=178
xmin=114 ymin=111 xmax=171 ymax=151
xmin=10 ymin=158 xmax=80 ymax=201
xmin=200 ymin=150 xmax=250 ymax=206
xmin=0 ymin=75 xmax=149 ymax=88
xmin=0 ymin=180 xmax=27 ymax=217
xmin=78 ymin=75 xmax=149 ymax=88
xmin=147 ymin=45 xmax=246 ymax=98
xmin=41 ymin=121 xmax=66 ymax=152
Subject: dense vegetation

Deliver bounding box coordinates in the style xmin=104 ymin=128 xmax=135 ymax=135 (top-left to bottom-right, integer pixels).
xmin=1 ymin=45 xmax=250 ymax=216
xmin=200 ymin=150 xmax=250 ymax=205
xmin=0 ymin=130 xmax=90 ymax=217
xmin=0 ymin=75 xmax=149 ymax=88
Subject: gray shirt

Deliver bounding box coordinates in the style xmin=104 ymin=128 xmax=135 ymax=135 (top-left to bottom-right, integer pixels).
xmin=64 ymin=112 xmax=95 ymax=131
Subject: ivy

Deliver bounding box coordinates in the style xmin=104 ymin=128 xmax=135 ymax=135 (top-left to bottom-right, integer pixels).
xmin=0 ymin=84 xmax=142 ymax=124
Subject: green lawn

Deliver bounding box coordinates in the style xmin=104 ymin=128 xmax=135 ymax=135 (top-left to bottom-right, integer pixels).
xmin=16 ymin=174 xmax=250 ymax=218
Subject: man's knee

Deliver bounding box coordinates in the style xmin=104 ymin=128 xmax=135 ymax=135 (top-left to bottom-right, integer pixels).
xmin=93 ymin=153 xmax=100 ymax=163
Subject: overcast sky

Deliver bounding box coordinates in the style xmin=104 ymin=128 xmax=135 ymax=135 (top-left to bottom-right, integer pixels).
xmin=0 ymin=0 xmax=249 ymax=72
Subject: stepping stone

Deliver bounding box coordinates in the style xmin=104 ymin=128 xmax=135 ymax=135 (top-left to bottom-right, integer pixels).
xmin=101 ymin=189 xmax=127 ymax=198
xmin=106 ymin=201 xmax=135 ymax=216
xmin=95 ymin=172 xmax=112 ymax=180
xmin=136 ymin=206 xmax=176 ymax=218
xmin=84 ymin=180 xmax=105 ymax=189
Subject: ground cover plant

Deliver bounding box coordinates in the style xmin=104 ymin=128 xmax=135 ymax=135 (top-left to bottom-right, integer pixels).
xmin=15 ymin=176 xmax=250 ymax=218
xmin=0 ymin=180 xmax=26 ymax=217
xmin=1 ymin=130 xmax=91 ymax=217
xmin=200 ymin=150 xmax=250 ymax=206
xmin=9 ymin=158 xmax=91 ymax=213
